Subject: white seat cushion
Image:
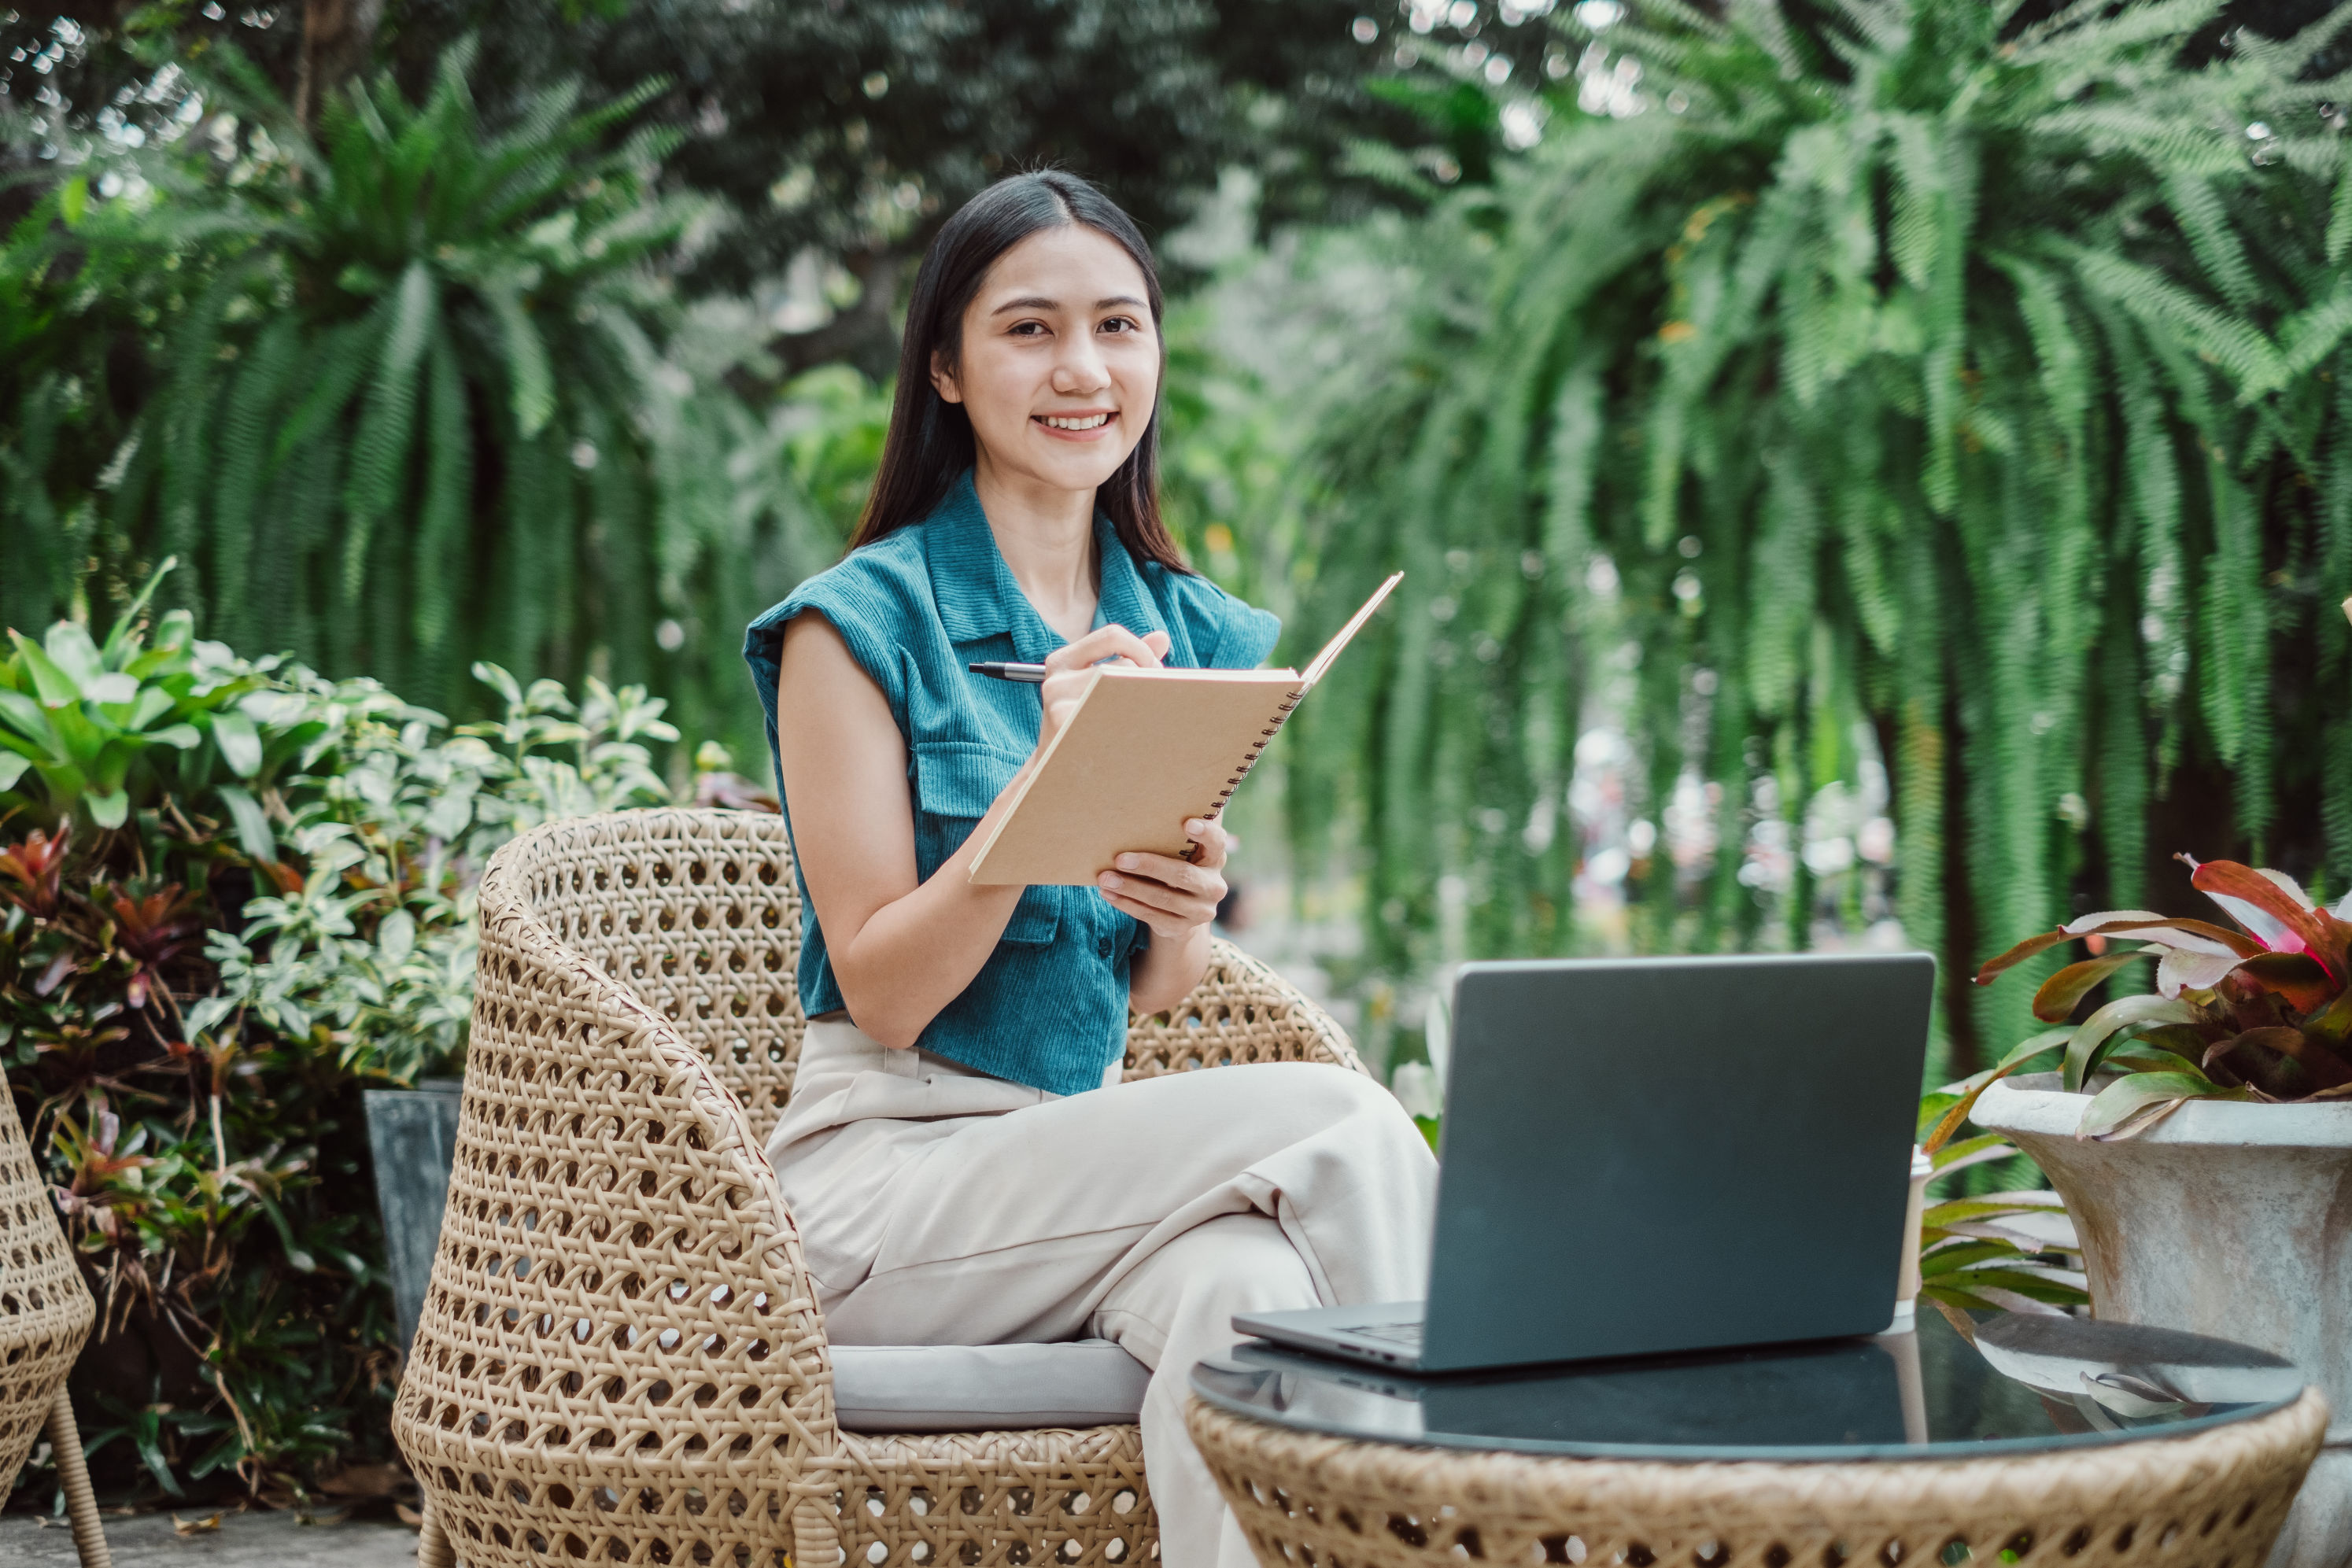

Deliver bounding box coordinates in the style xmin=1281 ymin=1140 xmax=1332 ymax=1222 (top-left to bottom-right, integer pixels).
xmin=829 ymin=1340 xmax=1150 ymax=1433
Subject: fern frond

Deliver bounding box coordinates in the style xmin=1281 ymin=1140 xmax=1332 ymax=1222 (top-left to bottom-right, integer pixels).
xmin=2072 ymin=248 xmax=2287 ymax=394
xmin=207 ymin=316 xmax=299 ymax=647
xmin=342 ymin=259 xmax=438 ymax=530
xmin=274 ymin=316 xmax=382 ymax=463
xmin=2009 ymin=0 xmax=2223 ymax=66
xmin=2163 ymin=172 xmax=2259 ymax=310
xmin=411 ymin=326 xmax=474 ymax=682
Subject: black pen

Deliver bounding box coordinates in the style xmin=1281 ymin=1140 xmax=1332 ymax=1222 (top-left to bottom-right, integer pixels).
xmin=967 ymin=662 xmax=1051 ymax=684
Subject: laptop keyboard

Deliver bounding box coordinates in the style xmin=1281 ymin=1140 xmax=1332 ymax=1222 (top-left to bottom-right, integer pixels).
xmin=1346 ymin=1321 xmax=1425 ymax=1349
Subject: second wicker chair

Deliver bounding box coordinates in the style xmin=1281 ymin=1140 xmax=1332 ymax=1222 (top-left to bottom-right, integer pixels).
xmin=0 ymin=1078 xmax=113 ymax=1566
xmin=392 ymin=807 xmax=1368 ymax=1568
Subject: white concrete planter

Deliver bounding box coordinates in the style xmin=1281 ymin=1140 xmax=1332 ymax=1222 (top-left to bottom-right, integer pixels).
xmin=1975 ymin=1072 xmax=2352 ymax=1568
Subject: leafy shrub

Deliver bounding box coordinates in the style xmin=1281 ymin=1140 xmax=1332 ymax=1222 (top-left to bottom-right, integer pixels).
xmin=1 ymin=578 xmax=676 ymax=1500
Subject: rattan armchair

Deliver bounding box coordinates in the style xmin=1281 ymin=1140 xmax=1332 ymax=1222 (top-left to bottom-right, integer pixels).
xmin=0 ymin=1079 xmax=112 ymax=1566
xmin=393 ymin=807 xmax=1368 ymax=1568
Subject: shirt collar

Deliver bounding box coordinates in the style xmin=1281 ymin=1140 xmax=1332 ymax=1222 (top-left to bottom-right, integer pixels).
xmin=1092 ymin=511 xmax=1168 ymax=648
xmin=926 ymin=469 xmax=1169 ymax=659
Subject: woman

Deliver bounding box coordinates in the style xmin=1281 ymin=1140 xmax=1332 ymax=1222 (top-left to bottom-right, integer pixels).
xmin=743 ymin=171 xmax=1436 ymax=1568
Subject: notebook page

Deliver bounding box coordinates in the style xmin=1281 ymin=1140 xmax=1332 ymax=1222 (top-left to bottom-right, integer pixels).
xmin=1299 ymin=571 xmax=1404 ymax=689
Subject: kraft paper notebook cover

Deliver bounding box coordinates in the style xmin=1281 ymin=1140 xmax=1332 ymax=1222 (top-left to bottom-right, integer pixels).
xmin=968 ymin=572 xmax=1401 ymax=887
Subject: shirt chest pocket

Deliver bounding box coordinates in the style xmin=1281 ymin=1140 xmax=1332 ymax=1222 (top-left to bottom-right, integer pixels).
xmin=912 ymin=741 xmax=1059 ymax=946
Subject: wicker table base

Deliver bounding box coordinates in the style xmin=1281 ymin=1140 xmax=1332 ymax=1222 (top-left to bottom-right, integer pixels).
xmin=1187 ymin=1389 xmax=2329 ymax=1568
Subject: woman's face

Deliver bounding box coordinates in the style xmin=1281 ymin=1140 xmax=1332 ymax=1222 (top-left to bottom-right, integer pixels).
xmin=933 ymin=224 xmax=1159 ymax=500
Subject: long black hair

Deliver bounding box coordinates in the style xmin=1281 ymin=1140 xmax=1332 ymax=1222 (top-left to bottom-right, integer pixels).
xmin=851 ymin=170 xmax=1191 ymax=575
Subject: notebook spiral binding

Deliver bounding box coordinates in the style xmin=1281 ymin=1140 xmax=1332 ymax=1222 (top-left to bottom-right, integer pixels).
xmin=1206 ymin=690 xmax=1305 ymax=818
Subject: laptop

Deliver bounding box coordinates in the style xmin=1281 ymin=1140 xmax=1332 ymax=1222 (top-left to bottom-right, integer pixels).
xmin=1235 ymin=952 xmax=1933 ymax=1373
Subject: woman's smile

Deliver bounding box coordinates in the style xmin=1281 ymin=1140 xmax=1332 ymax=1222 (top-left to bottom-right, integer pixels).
xmin=1035 ymin=410 xmax=1116 ymax=437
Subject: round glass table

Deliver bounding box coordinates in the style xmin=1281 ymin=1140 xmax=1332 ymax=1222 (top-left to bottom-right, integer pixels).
xmin=1186 ymin=1312 xmax=2327 ymax=1568
xmin=1192 ymin=1307 xmax=2305 ymax=1462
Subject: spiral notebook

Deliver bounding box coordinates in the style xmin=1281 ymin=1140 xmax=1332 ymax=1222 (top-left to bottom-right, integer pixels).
xmin=967 ymin=573 xmax=1401 ymax=887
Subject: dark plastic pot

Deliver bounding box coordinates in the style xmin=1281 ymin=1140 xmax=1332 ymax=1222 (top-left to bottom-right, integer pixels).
xmin=362 ymin=1077 xmax=463 ymax=1357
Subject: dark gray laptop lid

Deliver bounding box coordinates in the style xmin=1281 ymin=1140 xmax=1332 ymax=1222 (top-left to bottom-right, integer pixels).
xmin=1418 ymin=952 xmax=1933 ymax=1372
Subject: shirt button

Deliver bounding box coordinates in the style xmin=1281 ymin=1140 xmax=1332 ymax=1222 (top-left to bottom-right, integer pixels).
xmin=1096 ymin=935 xmax=1113 ymax=959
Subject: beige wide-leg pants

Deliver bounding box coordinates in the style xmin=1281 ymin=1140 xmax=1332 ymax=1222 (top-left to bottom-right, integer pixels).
xmin=766 ymin=1020 xmax=1438 ymax=1568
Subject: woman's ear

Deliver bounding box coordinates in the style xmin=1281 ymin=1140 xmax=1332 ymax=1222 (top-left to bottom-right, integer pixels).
xmin=930 ymin=349 xmax=964 ymax=406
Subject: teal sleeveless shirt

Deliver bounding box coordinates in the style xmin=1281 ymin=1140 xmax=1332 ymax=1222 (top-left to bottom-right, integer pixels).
xmin=742 ymin=472 xmax=1281 ymax=1096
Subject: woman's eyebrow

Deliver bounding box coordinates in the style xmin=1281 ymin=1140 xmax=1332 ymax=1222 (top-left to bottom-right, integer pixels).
xmin=988 ymin=293 xmax=1150 ymax=315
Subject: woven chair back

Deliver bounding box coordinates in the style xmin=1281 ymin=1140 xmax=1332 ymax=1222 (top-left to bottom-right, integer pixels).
xmin=0 ymin=1083 xmax=95 ymax=1496
xmin=520 ymin=808 xmax=808 ymax=1146
xmin=392 ymin=813 xmax=838 ymax=1565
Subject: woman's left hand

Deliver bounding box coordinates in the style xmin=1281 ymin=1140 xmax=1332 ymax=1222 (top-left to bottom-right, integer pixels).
xmin=1097 ymin=818 xmax=1228 ymax=940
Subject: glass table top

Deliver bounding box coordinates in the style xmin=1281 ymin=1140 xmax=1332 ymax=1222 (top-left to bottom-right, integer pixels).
xmin=1191 ymin=1308 xmax=2306 ymax=1462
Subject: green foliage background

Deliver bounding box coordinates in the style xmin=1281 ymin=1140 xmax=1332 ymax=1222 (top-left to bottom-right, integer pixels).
xmin=10 ymin=0 xmax=2352 ymax=1495
xmin=1255 ymin=0 xmax=2352 ymax=1080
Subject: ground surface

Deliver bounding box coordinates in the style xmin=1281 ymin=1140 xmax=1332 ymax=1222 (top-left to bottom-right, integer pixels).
xmin=1 ymin=1507 xmax=418 ymax=1565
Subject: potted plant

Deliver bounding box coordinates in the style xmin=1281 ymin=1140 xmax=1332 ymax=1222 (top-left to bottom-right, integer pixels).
xmin=1959 ymin=857 xmax=2352 ymax=1568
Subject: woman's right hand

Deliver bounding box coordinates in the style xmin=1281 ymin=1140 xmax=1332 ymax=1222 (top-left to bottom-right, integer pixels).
xmin=1034 ymin=625 xmax=1170 ymax=756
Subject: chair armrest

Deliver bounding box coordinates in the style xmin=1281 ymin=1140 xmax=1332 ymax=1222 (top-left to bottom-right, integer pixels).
xmin=1124 ymin=936 xmax=1368 ymax=1079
